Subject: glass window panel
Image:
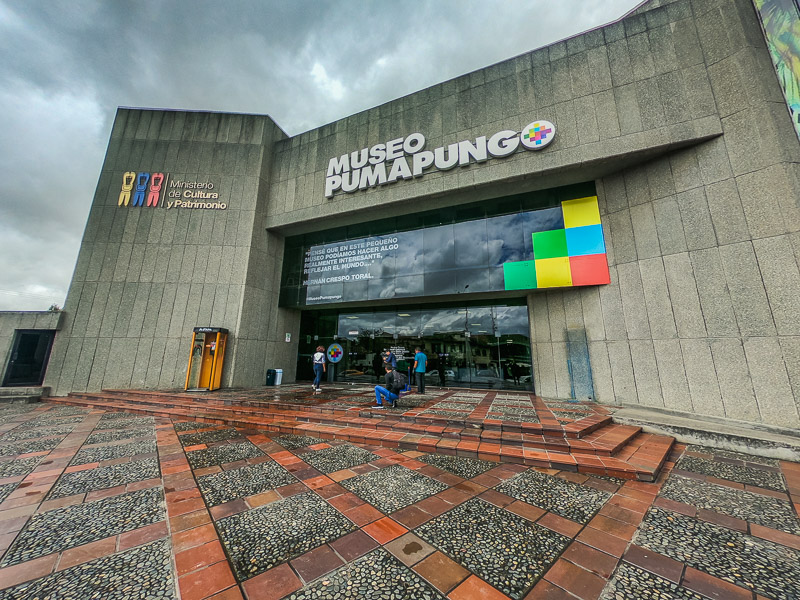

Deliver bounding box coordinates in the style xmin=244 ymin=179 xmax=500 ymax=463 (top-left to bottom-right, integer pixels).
xmin=487 ymin=213 xmax=526 ymax=266
xmin=338 ymin=313 xmax=375 ymax=339
xmin=368 ymin=276 xmax=395 ymax=300
xmin=395 ymin=230 xmax=424 ymax=276
xmin=423 ymin=224 xmax=456 ymax=271
xmin=395 ymin=311 xmax=420 ymax=337
xmin=456 ymin=268 xmax=495 ymax=293
xmin=342 ymin=280 xmax=369 ymax=302
xmin=424 ymin=271 xmax=456 ymax=296
xmin=394 ymin=275 xmax=424 ymax=298
xmin=454 ymin=220 xmax=489 ymax=268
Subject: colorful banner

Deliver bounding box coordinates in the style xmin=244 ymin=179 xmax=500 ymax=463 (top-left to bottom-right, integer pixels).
xmin=753 ymin=0 xmax=800 ymax=139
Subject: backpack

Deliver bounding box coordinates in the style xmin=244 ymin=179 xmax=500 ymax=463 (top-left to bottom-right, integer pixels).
xmin=392 ymin=370 xmax=407 ymax=392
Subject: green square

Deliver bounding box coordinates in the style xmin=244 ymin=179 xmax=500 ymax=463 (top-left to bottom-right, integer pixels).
xmin=503 ymin=260 xmax=537 ymax=290
xmin=533 ymin=229 xmax=567 ymax=259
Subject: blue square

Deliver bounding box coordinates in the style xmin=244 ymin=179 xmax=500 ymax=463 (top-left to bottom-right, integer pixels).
xmin=565 ymin=224 xmax=605 ymax=256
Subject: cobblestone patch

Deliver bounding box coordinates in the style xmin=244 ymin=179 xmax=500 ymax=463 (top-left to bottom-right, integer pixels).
xmin=274 ymin=434 xmax=327 ymax=450
xmin=600 ymin=561 xmax=705 ymax=600
xmin=549 ymin=409 xmax=593 ymax=421
xmin=186 ymin=441 xmax=265 ymax=469
xmin=0 ymin=405 xmax=40 ymax=417
xmin=0 ymin=487 xmax=165 ymax=567
xmin=395 ymin=395 xmax=433 ymax=408
xmin=178 ymin=427 xmax=243 ymax=447
xmin=95 ymin=416 xmax=155 ymax=430
xmin=401 ymin=394 xmax=440 ymax=402
xmin=46 ymin=406 xmax=91 ymax=416
xmin=0 ymin=482 xmax=17 ymax=505
xmin=0 ymin=539 xmax=175 ymax=600
xmin=85 ymin=426 xmax=154 ymax=445
xmin=340 ymin=464 xmax=448 ymax=513
xmin=686 ymin=445 xmax=780 ymax=467
xmin=495 ymin=394 xmax=529 ymax=400
xmin=0 ymin=423 xmax=76 ymax=442
xmin=217 ymin=491 xmax=356 ymax=581
xmin=635 ymin=507 xmax=800 ymax=600
xmin=675 ymin=455 xmax=786 ymax=492
xmin=48 ymin=457 xmax=160 ymax=499
xmin=491 ymin=399 xmax=534 ymax=407
xmin=418 ymin=453 xmax=496 ymax=479
xmin=70 ymin=440 xmax=157 ymax=466
xmin=172 ymin=420 xmax=210 ymax=432
xmin=15 ymin=414 xmax=85 ymax=428
xmin=416 ymin=498 xmax=570 ymax=599
xmin=0 ymin=437 xmax=62 ymax=457
xmin=497 ymin=469 xmax=611 ymax=524
xmin=448 ymin=394 xmax=485 ymax=403
xmin=288 ymin=547 xmax=446 ymax=599
xmin=488 ymin=407 xmax=540 ymax=423
xmin=660 ymin=474 xmax=800 ymax=535
xmin=98 ymin=411 xmax=138 ymax=421
xmin=198 ymin=461 xmax=296 ymax=506
xmin=420 ymin=409 xmax=472 ymax=418
xmin=300 ymin=444 xmax=380 ymax=474
xmin=0 ymin=455 xmax=43 ymax=478
xmin=433 ymin=402 xmax=479 ymax=411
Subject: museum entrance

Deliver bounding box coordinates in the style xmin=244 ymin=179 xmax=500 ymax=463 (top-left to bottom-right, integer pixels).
xmin=2 ymin=330 xmax=56 ymax=387
xmin=297 ymin=304 xmax=532 ymax=391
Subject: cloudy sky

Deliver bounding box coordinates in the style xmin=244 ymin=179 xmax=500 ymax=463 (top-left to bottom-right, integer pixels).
xmin=0 ymin=0 xmax=641 ymax=311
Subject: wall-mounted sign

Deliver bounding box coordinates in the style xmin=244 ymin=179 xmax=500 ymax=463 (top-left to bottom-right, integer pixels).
xmin=327 ymin=343 xmax=344 ymax=363
xmin=285 ymin=333 xmax=291 ymax=342
xmin=324 ymin=120 xmax=555 ymax=198
xmin=117 ymin=172 xmax=227 ymax=210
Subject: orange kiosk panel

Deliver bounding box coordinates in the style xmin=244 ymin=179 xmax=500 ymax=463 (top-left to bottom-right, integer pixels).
xmin=185 ymin=327 xmax=228 ymax=391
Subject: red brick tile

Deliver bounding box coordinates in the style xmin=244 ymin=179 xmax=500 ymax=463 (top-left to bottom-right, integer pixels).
xmin=391 ymin=505 xmax=432 ymax=529
xmin=343 ymin=503 xmax=383 ymax=526
xmin=750 ymin=523 xmax=800 ymax=551
xmin=207 ymin=586 xmax=244 ymax=600
xmin=290 ymin=544 xmax=344 ymax=583
xmin=414 ymin=495 xmax=452 ymax=517
xmin=172 ymin=523 xmax=219 ymax=553
xmin=412 ymin=551 xmax=471 ymax=594
xmin=524 ymin=579 xmax=576 ymax=599
xmin=179 ymin=561 xmax=237 ymax=600
xmin=696 ymin=508 xmax=747 ymax=533
xmin=241 ymin=563 xmax=302 ymax=600
xmin=384 ymin=532 xmax=436 ymax=567
xmin=538 ymin=512 xmax=583 ymax=538
xmin=575 ymin=526 xmax=629 ymax=558
xmin=436 ymin=487 xmax=472 ymax=506
xmin=210 ymin=499 xmax=248 ymax=521
xmin=681 ymin=566 xmax=752 ymax=600
xmin=0 ymin=553 xmax=57 ymax=589
xmin=449 ymin=574 xmax=509 ymax=599
xmin=652 ymin=496 xmax=696 ymax=517
xmin=170 ymin=509 xmax=212 ymax=533
xmin=363 ymin=517 xmax=408 ymax=544
xmin=118 ymin=521 xmax=169 ymax=551
xmin=544 ymin=559 xmax=607 ymax=600
xmin=506 ymin=501 xmax=546 ymax=523
xmin=57 ymin=536 xmax=117 ymax=570
xmin=562 ymin=542 xmax=619 ymax=579
xmin=329 ymin=529 xmax=380 ymax=562
xmin=588 ymin=514 xmax=637 ymax=540
xmin=327 ymin=492 xmax=364 ymax=512
xmin=176 ymin=540 xmax=228 ymax=576
xmin=623 ymin=544 xmax=683 ymax=583
xmin=246 ymin=490 xmax=280 ymax=508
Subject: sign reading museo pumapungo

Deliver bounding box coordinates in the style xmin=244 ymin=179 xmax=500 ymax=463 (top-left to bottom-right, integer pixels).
xmin=324 ymin=121 xmax=555 ymax=198
xmin=117 ymin=172 xmax=227 ymax=210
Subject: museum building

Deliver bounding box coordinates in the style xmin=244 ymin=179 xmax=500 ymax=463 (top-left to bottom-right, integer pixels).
xmin=2 ymin=0 xmax=799 ymax=430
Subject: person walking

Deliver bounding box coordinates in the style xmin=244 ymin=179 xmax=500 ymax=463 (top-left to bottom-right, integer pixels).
xmin=413 ymin=346 xmax=427 ymax=394
xmin=312 ymin=346 xmax=326 ymax=392
xmin=374 ymin=364 xmax=404 ymax=408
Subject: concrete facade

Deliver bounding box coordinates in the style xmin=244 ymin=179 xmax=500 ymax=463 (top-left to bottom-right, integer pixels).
xmin=31 ymin=0 xmax=800 ymax=429
xmin=0 ymin=311 xmax=63 ymax=384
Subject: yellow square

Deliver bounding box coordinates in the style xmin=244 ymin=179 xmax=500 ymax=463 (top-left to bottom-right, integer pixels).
xmin=562 ymin=196 xmax=601 ymax=228
xmin=535 ymin=257 xmax=573 ymax=288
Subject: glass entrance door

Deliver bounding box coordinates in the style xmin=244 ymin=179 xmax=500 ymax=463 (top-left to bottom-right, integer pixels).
xmin=2 ymin=330 xmax=56 ymax=387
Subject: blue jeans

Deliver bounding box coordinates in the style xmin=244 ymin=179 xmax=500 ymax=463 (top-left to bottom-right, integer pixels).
xmin=374 ymin=386 xmax=398 ymax=406
xmin=313 ymin=364 xmax=324 ymax=389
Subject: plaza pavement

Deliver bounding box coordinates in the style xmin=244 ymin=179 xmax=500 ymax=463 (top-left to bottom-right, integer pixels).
xmin=0 ymin=386 xmax=797 ymax=600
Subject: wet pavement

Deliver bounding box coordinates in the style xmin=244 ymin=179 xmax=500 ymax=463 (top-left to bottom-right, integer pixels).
xmin=0 ymin=391 xmax=797 ymax=600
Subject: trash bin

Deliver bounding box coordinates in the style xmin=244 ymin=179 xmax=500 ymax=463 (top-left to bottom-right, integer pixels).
xmin=266 ymin=369 xmax=277 ymax=386
xmin=275 ymin=369 xmax=283 ymax=385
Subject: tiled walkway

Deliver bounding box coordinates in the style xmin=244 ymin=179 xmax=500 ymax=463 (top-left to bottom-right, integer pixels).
xmin=0 ymin=397 xmax=798 ymax=599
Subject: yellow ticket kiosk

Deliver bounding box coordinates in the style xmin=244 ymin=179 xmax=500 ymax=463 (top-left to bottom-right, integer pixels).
xmin=185 ymin=327 xmax=228 ymax=391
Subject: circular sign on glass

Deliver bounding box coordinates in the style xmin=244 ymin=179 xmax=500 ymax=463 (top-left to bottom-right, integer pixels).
xmin=327 ymin=343 xmax=344 ymax=363
xmin=520 ymin=120 xmax=556 ymax=150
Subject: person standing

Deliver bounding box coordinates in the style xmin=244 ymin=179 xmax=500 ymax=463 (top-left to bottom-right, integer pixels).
xmin=312 ymin=346 xmax=326 ymax=392
xmin=383 ymin=349 xmax=397 ymax=369
xmin=413 ymin=346 xmax=427 ymax=394
xmin=374 ymin=364 xmax=403 ymax=408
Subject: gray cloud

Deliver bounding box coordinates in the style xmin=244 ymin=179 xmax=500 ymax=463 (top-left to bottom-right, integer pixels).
xmin=0 ymin=0 xmax=639 ymax=310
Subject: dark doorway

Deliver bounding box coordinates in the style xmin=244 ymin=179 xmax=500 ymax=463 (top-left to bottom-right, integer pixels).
xmin=2 ymin=330 xmax=56 ymax=387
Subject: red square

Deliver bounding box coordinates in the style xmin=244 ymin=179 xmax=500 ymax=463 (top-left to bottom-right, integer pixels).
xmin=570 ymin=254 xmax=610 ymax=286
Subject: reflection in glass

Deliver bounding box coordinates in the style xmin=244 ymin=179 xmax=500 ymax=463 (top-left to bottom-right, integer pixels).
xmin=454 ymin=220 xmax=489 ymax=268
xmin=423 ymin=225 xmax=456 ymax=271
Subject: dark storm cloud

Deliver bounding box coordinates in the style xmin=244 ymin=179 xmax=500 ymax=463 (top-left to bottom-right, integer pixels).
xmin=0 ymin=0 xmax=640 ymax=310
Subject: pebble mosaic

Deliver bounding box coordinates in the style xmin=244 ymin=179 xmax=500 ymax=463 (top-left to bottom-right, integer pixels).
xmin=675 ymin=455 xmax=786 ymax=492
xmin=0 ymin=455 xmax=43 ymax=479
xmin=448 ymin=394 xmax=485 ymax=403
xmin=45 ymin=406 xmax=91 ymax=416
xmin=0 ymin=423 xmax=75 ymax=442
xmin=0 ymin=482 xmax=17 ymax=505
xmin=0 ymin=539 xmax=175 ymax=600
xmin=0 ymin=437 xmax=62 ymax=457
xmin=686 ymin=445 xmax=780 ymax=467
xmin=70 ymin=440 xmax=157 ymax=466
xmin=418 ymin=453 xmax=496 ymax=479
xmin=300 ymin=443 xmax=380 ymax=474
xmin=416 ymin=498 xmax=570 ymax=599
xmin=497 ymin=469 xmax=611 ymax=524
xmin=172 ymin=420 xmax=209 ymax=432
xmin=48 ymin=457 xmax=160 ymax=499
xmin=275 ymin=434 xmax=328 ymax=450
xmin=178 ymin=427 xmax=243 ymax=447
xmin=487 ymin=408 xmax=540 ymax=423
xmin=635 ymin=507 xmax=800 ymax=600
xmin=286 ymin=547 xmax=446 ymax=599
xmin=600 ymin=561 xmax=705 ymax=600
xmin=549 ymin=409 xmax=593 ymax=421
xmin=340 ymin=464 xmax=448 ymax=513
xmin=14 ymin=414 xmax=85 ymax=428
xmin=198 ymin=460 xmax=296 ymax=506
xmin=661 ymin=474 xmax=800 ymax=535
xmin=95 ymin=416 xmax=155 ymax=430
xmin=419 ymin=409 xmax=472 ymax=418
xmin=0 ymin=487 xmax=165 ymax=567
xmin=0 ymin=405 xmax=39 ymax=416
xmin=432 ymin=402 xmax=479 ymax=411
xmin=217 ymin=491 xmax=356 ymax=580
xmin=186 ymin=441 xmax=265 ymax=469
xmin=85 ymin=426 xmax=154 ymax=445
xmin=491 ymin=399 xmax=534 ymax=407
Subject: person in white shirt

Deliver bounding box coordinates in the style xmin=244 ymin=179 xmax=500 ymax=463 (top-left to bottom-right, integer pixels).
xmin=312 ymin=346 xmax=326 ymax=392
